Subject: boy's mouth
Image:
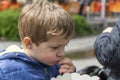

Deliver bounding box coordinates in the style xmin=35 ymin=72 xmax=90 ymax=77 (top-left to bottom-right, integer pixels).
xmin=56 ymin=59 xmax=62 ymax=64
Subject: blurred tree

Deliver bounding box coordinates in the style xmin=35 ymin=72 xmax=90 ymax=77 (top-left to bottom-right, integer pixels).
xmin=49 ymin=0 xmax=54 ymax=2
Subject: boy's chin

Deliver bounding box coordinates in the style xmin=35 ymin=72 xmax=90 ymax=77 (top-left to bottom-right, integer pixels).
xmin=46 ymin=63 xmax=56 ymax=66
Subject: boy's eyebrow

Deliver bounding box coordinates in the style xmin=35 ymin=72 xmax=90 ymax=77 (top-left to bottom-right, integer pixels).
xmin=57 ymin=42 xmax=69 ymax=46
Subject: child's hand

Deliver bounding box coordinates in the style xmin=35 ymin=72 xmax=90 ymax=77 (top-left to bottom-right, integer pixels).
xmin=58 ymin=58 xmax=75 ymax=75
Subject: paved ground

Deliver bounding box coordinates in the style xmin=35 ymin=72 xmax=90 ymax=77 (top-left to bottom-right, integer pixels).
xmin=72 ymin=57 xmax=102 ymax=71
xmin=65 ymin=36 xmax=96 ymax=53
xmin=0 ymin=36 xmax=97 ymax=53
xmin=0 ymin=41 xmax=21 ymax=50
xmin=0 ymin=35 xmax=102 ymax=71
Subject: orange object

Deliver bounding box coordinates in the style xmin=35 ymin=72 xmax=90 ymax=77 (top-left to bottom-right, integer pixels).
xmin=90 ymin=1 xmax=96 ymax=14
xmin=94 ymin=1 xmax=101 ymax=13
xmin=107 ymin=0 xmax=116 ymax=12
xmin=10 ymin=1 xmax=20 ymax=10
xmin=56 ymin=0 xmax=80 ymax=14
xmin=114 ymin=0 xmax=120 ymax=12
xmin=0 ymin=0 xmax=10 ymax=11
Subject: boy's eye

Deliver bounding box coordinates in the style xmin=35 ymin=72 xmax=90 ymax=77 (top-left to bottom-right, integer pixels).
xmin=52 ymin=47 xmax=59 ymax=49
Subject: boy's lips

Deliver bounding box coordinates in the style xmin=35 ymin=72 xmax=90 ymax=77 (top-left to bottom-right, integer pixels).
xmin=56 ymin=57 xmax=64 ymax=64
xmin=56 ymin=59 xmax=61 ymax=63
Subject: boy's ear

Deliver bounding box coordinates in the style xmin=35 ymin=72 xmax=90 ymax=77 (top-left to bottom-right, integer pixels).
xmin=23 ymin=37 xmax=32 ymax=49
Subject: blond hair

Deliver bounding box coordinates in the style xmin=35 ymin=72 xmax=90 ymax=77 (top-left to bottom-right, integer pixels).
xmin=18 ymin=0 xmax=74 ymax=45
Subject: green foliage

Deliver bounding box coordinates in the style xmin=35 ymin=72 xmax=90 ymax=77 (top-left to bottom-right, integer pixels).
xmin=0 ymin=9 xmax=20 ymax=41
xmin=71 ymin=15 xmax=96 ymax=37
xmin=65 ymin=51 xmax=86 ymax=59
xmin=0 ymin=10 xmax=99 ymax=41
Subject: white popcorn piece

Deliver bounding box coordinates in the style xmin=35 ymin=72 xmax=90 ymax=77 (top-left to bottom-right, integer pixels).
xmin=71 ymin=73 xmax=81 ymax=80
xmin=62 ymin=73 xmax=72 ymax=80
xmin=51 ymin=73 xmax=100 ymax=80
xmin=91 ymin=76 xmax=100 ymax=80
xmin=56 ymin=75 xmax=62 ymax=80
xmin=51 ymin=77 xmax=57 ymax=80
xmin=79 ymin=74 xmax=91 ymax=80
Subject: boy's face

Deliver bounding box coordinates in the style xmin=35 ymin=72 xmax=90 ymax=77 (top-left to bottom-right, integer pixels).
xmin=30 ymin=36 xmax=69 ymax=66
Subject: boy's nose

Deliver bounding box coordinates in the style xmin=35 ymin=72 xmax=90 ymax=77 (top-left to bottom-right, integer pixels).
xmin=57 ymin=48 xmax=64 ymax=57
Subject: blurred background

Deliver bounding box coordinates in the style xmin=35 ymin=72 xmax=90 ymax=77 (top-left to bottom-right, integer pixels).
xmin=0 ymin=0 xmax=120 ymax=70
xmin=0 ymin=0 xmax=119 ymax=40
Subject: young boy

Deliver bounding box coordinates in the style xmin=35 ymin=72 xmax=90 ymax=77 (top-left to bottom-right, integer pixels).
xmin=0 ymin=0 xmax=75 ymax=80
xmin=94 ymin=19 xmax=120 ymax=80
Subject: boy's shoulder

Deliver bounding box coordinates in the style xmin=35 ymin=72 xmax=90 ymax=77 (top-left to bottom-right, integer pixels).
xmin=0 ymin=52 xmax=30 ymax=73
xmin=0 ymin=51 xmax=44 ymax=79
xmin=0 ymin=45 xmax=32 ymax=73
xmin=0 ymin=54 xmax=45 ymax=80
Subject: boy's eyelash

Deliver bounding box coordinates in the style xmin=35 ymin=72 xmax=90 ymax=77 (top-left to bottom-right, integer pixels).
xmin=51 ymin=44 xmax=68 ymax=49
xmin=52 ymin=47 xmax=59 ymax=49
xmin=52 ymin=47 xmax=58 ymax=48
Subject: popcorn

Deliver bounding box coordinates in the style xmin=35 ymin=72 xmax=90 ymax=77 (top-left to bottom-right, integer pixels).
xmin=51 ymin=73 xmax=100 ymax=80
xmin=51 ymin=73 xmax=71 ymax=80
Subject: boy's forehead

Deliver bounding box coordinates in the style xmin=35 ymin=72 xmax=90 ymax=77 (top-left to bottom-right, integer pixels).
xmin=49 ymin=36 xmax=67 ymax=40
xmin=48 ymin=36 xmax=69 ymax=43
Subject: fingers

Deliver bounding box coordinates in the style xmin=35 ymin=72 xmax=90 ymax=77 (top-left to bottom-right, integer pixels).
xmin=58 ymin=58 xmax=73 ymax=66
xmin=59 ymin=64 xmax=75 ymax=74
xmin=58 ymin=58 xmax=75 ymax=75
